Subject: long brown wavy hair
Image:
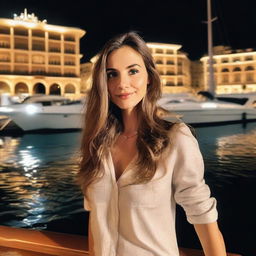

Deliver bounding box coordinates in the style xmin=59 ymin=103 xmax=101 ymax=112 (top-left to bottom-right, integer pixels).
xmin=78 ymin=31 xmax=175 ymax=196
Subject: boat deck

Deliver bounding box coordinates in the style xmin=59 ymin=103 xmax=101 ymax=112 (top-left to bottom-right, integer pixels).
xmin=0 ymin=226 xmax=241 ymax=256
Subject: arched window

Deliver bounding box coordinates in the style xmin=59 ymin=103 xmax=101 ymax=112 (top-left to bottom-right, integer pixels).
xmin=221 ymin=68 xmax=229 ymax=72
xmin=33 ymin=83 xmax=46 ymax=94
xmin=64 ymin=84 xmax=75 ymax=93
xmin=245 ymin=66 xmax=254 ymax=71
xmin=50 ymin=83 xmax=61 ymax=95
xmin=233 ymin=67 xmax=241 ymax=72
xmin=15 ymin=82 xmax=28 ymax=94
xmin=0 ymin=82 xmax=10 ymax=93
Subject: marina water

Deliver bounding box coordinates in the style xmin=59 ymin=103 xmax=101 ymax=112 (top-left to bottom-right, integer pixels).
xmin=0 ymin=123 xmax=256 ymax=256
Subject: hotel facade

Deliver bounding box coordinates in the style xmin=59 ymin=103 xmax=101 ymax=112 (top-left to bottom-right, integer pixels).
xmin=0 ymin=9 xmax=85 ymax=100
xmin=201 ymin=46 xmax=256 ymax=94
xmin=147 ymin=43 xmax=191 ymax=93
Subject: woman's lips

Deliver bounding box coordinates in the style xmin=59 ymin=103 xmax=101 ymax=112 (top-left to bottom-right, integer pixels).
xmin=117 ymin=92 xmax=134 ymax=99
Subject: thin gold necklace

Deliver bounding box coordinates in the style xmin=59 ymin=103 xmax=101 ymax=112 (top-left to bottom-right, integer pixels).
xmin=121 ymin=131 xmax=138 ymax=139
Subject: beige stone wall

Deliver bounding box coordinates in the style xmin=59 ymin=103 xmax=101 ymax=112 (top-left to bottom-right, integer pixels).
xmin=0 ymin=11 xmax=85 ymax=100
xmin=201 ymin=46 xmax=256 ymax=94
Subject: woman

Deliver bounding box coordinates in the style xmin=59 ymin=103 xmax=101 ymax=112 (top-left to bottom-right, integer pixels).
xmin=78 ymin=31 xmax=226 ymax=256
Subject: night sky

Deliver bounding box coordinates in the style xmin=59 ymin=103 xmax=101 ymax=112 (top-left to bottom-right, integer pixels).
xmin=1 ymin=0 xmax=256 ymax=62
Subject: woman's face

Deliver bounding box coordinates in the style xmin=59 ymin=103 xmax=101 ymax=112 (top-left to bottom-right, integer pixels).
xmin=106 ymin=46 xmax=149 ymax=113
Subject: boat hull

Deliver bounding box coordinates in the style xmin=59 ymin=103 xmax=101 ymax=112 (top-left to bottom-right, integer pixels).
xmin=167 ymin=108 xmax=252 ymax=125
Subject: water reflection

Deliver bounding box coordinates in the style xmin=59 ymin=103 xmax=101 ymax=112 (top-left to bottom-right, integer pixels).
xmin=1 ymin=123 xmax=256 ymax=230
xmin=0 ymin=132 xmax=83 ymax=228
xmin=196 ymin=122 xmax=256 ymax=185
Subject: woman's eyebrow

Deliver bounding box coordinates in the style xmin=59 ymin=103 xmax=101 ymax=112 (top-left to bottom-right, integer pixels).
xmin=126 ymin=64 xmax=141 ymax=69
xmin=106 ymin=68 xmax=116 ymax=72
xmin=106 ymin=64 xmax=141 ymax=72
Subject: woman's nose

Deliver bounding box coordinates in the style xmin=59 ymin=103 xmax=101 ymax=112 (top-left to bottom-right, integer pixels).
xmin=118 ymin=74 xmax=129 ymax=89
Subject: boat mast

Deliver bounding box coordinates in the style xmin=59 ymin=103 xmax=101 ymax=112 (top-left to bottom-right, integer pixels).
xmin=207 ymin=0 xmax=216 ymax=97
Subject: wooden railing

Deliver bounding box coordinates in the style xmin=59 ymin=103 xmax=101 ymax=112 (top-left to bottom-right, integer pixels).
xmin=0 ymin=225 xmax=241 ymax=256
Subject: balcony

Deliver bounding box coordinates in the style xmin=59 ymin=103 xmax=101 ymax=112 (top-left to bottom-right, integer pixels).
xmin=64 ymin=72 xmax=77 ymax=77
xmin=65 ymin=37 xmax=75 ymax=42
xmin=49 ymin=48 xmax=61 ymax=53
xmin=155 ymin=60 xmax=163 ymax=64
xmin=65 ymin=61 xmax=75 ymax=66
xmin=166 ymin=61 xmax=174 ymax=65
xmin=31 ymin=70 xmax=46 ymax=76
xmin=0 ymin=70 xmax=11 ymax=74
xmin=49 ymin=61 xmax=61 ymax=65
xmin=15 ymin=44 xmax=28 ymax=50
xmin=166 ymin=50 xmax=174 ymax=54
xmin=65 ymin=49 xmax=75 ymax=54
xmin=0 ymin=43 xmax=10 ymax=48
xmin=0 ymin=59 xmax=10 ymax=63
xmin=155 ymin=49 xmax=163 ymax=54
xmin=166 ymin=81 xmax=175 ymax=86
xmin=0 ymin=28 xmax=10 ymax=35
xmin=166 ymin=71 xmax=175 ymax=76
xmin=14 ymin=70 xmax=29 ymax=75
xmin=32 ymin=45 xmax=45 ymax=51
xmin=49 ymin=34 xmax=61 ymax=40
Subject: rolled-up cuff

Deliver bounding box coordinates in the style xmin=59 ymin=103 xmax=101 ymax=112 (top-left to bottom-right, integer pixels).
xmin=186 ymin=197 xmax=218 ymax=224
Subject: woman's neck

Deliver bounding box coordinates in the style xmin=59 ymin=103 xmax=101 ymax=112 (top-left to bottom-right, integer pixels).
xmin=122 ymin=109 xmax=139 ymax=134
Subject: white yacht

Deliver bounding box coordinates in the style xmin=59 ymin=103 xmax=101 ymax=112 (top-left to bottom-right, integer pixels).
xmin=158 ymin=93 xmax=256 ymax=126
xmin=0 ymin=95 xmax=84 ymax=132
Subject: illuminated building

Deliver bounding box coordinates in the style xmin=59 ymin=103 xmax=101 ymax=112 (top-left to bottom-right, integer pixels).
xmin=80 ymin=62 xmax=93 ymax=94
xmin=146 ymin=43 xmax=191 ymax=93
xmin=0 ymin=9 xmax=85 ymax=99
xmin=201 ymin=46 xmax=256 ymax=94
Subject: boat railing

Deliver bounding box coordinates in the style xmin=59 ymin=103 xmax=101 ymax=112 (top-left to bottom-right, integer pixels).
xmin=0 ymin=225 xmax=242 ymax=256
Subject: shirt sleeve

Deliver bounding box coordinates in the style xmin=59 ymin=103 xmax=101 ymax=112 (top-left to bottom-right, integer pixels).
xmin=171 ymin=123 xmax=218 ymax=224
xmin=84 ymin=196 xmax=92 ymax=211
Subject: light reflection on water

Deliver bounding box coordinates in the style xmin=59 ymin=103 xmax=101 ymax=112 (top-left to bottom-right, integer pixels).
xmin=0 ymin=123 xmax=256 ymax=233
xmin=195 ymin=123 xmax=256 ymax=182
xmin=0 ymin=132 xmax=83 ymax=229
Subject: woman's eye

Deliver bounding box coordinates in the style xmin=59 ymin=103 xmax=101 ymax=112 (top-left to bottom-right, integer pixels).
xmin=107 ymin=71 xmax=117 ymax=79
xmin=129 ymin=69 xmax=139 ymax=75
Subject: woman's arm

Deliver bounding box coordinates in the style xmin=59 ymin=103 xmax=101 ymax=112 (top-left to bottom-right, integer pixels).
xmin=194 ymin=221 xmax=226 ymax=256
xmin=88 ymin=213 xmax=95 ymax=256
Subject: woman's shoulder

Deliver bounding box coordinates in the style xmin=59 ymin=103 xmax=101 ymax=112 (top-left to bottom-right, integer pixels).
xmin=168 ymin=122 xmax=197 ymax=146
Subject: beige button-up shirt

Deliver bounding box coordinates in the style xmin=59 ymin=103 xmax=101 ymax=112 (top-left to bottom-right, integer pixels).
xmin=84 ymin=123 xmax=218 ymax=256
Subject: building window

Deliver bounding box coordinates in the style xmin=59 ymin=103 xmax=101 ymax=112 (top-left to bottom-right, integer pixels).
xmin=166 ymin=71 xmax=174 ymax=75
xmin=65 ymin=84 xmax=76 ymax=93
xmin=233 ymin=57 xmax=240 ymax=62
xmin=233 ymin=67 xmax=241 ymax=72
xmin=221 ymin=58 xmax=229 ymax=63
xmin=155 ymin=60 xmax=163 ymax=64
xmin=245 ymin=66 xmax=254 ymax=71
xmin=221 ymin=68 xmax=229 ymax=72
xmin=245 ymin=56 xmax=253 ymax=61
xmin=155 ymin=49 xmax=163 ymax=54
xmin=165 ymin=81 xmax=175 ymax=86
xmin=166 ymin=60 xmax=174 ymax=65
xmin=234 ymin=74 xmax=241 ymax=82
xmin=222 ymin=74 xmax=229 ymax=83
xmin=32 ymin=55 xmax=45 ymax=64
xmin=166 ymin=49 xmax=173 ymax=54
xmin=246 ymin=73 xmax=254 ymax=82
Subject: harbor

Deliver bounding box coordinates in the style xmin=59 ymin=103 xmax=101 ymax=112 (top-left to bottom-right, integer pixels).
xmin=0 ymin=1 xmax=256 ymax=255
xmin=0 ymin=123 xmax=256 ymax=255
